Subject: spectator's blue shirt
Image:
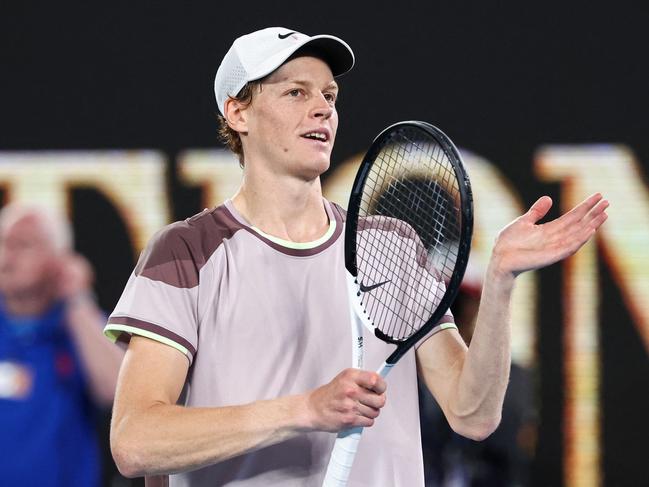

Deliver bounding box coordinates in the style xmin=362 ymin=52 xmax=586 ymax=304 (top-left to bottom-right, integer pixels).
xmin=0 ymin=298 xmax=99 ymax=487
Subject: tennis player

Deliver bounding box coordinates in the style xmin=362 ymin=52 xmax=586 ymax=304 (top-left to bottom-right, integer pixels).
xmin=105 ymin=27 xmax=608 ymax=486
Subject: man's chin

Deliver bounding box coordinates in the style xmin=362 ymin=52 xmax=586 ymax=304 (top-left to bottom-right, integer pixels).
xmin=304 ymin=163 xmax=330 ymax=182
xmin=313 ymin=157 xmax=331 ymax=175
xmin=291 ymin=156 xmax=329 ymax=180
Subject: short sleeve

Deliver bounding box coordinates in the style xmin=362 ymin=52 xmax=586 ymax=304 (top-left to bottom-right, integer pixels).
xmin=104 ymin=222 xmax=201 ymax=364
xmin=414 ymin=308 xmax=457 ymax=349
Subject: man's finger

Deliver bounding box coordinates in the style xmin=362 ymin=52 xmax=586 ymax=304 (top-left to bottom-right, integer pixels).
xmin=356 ymin=371 xmax=387 ymax=394
xmin=355 ymin=401 xmax=382 ymax=420
xmin=358 ymin=391 xmax=386 ymax=411
xmin=585 ymin=199 xmax=610 ymax=229
xmin=523 ymin=196 xmax=553 ymax=224
xmin=560 ymin=193 xmax=605 ymax=226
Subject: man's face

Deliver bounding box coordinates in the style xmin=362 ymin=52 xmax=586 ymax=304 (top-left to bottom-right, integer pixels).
xmin=0 ymin=214 xmax=59 ymax=297
xmin=240 ymin=55 xmax=339 ymax=180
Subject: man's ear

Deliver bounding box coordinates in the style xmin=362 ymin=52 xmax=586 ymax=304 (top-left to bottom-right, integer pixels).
xmin=223 ymin=97 xmax=249 ymax=134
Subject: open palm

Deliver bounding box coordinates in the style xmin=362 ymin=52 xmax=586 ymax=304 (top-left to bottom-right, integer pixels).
xmin=493 ymin=193 xmax=609 ymax=277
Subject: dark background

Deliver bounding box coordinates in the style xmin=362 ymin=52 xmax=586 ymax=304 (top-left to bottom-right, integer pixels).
xmin=1 ymin=1 xmax=647 ymax=486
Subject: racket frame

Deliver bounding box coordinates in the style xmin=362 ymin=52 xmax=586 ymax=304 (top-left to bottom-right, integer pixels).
xmin=344 ymin=120 xmax=474 ymax=365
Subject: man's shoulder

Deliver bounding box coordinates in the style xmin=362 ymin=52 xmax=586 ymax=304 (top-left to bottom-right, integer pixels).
xmin=156 ymin=204 xmax=246 ymax=247
xmin=135 ymin=204 xmax=247 ymax=281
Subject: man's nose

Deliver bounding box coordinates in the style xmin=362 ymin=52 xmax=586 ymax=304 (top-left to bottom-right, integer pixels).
xmin=311 ymin=94 xmax=333 ymax=119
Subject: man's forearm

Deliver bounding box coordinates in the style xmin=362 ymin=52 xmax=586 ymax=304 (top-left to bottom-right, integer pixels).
xmin=417 ymin=255 xmax=515 ymax=440
xmin=421 ymin=193 xmax=607 ymax=440
xmin=448 ymin=256 xmax=514 ymax=437
xmin=111 ymin=358 xmax=387 ymax=479
xmin=111 ymin=394 xmax=312 ymax=478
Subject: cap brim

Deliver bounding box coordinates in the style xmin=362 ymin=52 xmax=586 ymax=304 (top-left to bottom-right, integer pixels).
xmin=247 ymin=34 xmax=355 ymax=82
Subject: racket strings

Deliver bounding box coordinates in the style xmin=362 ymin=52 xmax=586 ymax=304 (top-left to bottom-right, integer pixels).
xmin=355 ymin=128 xmax=463 ymax=341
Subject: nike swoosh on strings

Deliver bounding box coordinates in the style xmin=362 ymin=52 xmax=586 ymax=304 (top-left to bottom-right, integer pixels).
xmin=359 ymin=279 xmax=391 ymax=292
xmin=278 ymin=32 xmax=296 ymax=39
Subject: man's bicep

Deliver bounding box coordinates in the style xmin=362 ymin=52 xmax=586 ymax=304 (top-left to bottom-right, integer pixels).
xmin=114 ymin=335 xmax=189 ymax=414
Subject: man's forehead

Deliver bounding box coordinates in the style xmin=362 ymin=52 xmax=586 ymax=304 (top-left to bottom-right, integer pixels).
xmin=2 ymin=213 xmax=45 ymax=236
xmin=265 ymin=57 xmax=337 ymax=85
xmin=0 ymin=205 xmax=71 ymax=251
xmin=0 ymin=211 xmax=51 ymax=244
xmin=2 ymin=210 xmax=34 ymax=228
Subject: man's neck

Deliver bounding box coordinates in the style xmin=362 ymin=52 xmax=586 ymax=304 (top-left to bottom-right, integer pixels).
xmin=231 ymin=168 xmax=330 ymax=243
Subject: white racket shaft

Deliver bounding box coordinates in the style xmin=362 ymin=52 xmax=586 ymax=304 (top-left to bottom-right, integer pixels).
xmin=322 ymin=274 xmax=394 ymax=487
xmin=346 ymin=273 xmax=365 ymax=370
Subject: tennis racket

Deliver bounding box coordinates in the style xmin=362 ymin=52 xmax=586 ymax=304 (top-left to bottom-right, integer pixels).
xmin=322 ymin=121 xmax=473 ymax=486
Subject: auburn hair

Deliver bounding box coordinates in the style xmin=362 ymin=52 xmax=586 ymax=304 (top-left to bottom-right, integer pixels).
xmin=216 ymin=81 xmax=262 ymax=168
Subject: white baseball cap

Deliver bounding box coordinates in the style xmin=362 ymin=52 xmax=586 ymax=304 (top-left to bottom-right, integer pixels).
xmin=214 ymin=27 xmax=355 ymax=114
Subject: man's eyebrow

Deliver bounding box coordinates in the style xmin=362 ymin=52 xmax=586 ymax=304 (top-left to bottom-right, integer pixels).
xmin=325 ymin=81 xmax=339 ymax=92
xmin=273 ymin=78 xmax=339 ymax=91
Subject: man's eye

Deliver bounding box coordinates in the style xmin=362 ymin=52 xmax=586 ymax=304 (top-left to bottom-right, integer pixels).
xmin=288 ymin=89 xmax=301 ymax=97
xmin=324 ymin=93 xmax=336 ymax=103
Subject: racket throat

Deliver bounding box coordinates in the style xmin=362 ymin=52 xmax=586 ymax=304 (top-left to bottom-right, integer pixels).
xmin=384 ymin=345 xmax=407 ymax=366
xmin=372 ymin=328 xmax=408 ymax=365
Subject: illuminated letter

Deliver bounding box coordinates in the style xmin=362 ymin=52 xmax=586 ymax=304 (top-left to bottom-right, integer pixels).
xmin=0 ymin=151 xmax=170 ymax=253
xmin=177 ymin=150 xmax=242 ymax=209
xmin=536 ymin=144 xmax=649 ymax=487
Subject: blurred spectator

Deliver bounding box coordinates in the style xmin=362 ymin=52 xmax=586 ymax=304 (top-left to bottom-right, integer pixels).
xmin=0 ymin=204 xmax=124 ymax=487
xmin=420 ymin=258 xmax=537 ymax=487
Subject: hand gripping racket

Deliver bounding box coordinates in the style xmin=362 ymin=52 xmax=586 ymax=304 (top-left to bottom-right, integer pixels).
xmin=322 ymin=121 xmax=473 ymax=486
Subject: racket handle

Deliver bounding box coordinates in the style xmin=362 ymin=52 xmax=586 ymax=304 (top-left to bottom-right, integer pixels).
xmin=322 ymin=362 xmax=394 ymax=486
xmin=322 ymin=426 xmax=364 ymax=487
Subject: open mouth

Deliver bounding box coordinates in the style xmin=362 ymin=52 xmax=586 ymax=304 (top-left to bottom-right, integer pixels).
xmin=301 ymin=131 xmax=329 ymax=142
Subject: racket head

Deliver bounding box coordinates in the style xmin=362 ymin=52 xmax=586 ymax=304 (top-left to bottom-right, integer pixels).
xmin=344 ymin=121 xmax=473 ymax=355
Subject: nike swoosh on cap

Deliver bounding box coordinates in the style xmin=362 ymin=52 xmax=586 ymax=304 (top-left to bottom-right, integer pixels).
xmin=278 ymin=31 xmax=296 ymax=39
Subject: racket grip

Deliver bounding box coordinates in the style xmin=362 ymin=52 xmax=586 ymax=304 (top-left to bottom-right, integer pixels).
xmin=322 ymin=426 xmax=364 ymax=487
xmin=322 ymin=362 xmax=394 ymax=486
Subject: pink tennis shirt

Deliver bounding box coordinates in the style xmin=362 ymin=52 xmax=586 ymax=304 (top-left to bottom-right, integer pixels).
xmin=105 ymin=199 xmax=456 ymax=486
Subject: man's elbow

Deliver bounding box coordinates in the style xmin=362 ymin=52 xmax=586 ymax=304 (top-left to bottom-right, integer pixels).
xmin=449 ymin=414 xmax=501 ymax=441
xmin=111 ymin=431 xmax=149 ymax=479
